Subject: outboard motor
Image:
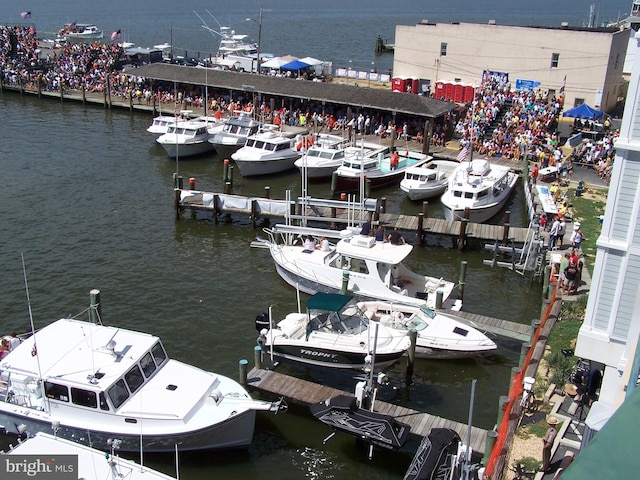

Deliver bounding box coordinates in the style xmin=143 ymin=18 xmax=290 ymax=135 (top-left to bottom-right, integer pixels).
xmin=255 ymin=312 xmax=270 ymax=332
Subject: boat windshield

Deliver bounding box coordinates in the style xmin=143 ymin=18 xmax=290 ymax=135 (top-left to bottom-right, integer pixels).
xmin=419 ymin=305 xmax=436 ymax=319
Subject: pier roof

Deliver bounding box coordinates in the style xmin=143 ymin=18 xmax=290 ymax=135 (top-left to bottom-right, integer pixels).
xmin=130 ymin=63 xmax=455 ymax=119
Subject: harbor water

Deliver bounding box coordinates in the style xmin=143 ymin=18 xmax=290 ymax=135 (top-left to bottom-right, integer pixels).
xmin=0 ymin=1 xmax=628 ymax=478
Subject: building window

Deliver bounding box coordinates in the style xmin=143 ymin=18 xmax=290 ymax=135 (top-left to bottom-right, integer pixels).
xmin=574 ymin=98 xmax=585 ymax=108
xmin=440 ymin=43 xmax=447 ymax=56
xmin=551 ymin=53 xmax=559 ymax=68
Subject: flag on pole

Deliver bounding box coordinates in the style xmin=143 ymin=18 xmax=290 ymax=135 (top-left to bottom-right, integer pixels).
xmin=111 ymin=29 xmax=122 ymax=41
xmin=20 ymin=11 xmax=32 ymax=19
xmin=559 ymin=75 xmax=566 ymax=94
xmin=456 ymin=144 xmax=471 ymax=162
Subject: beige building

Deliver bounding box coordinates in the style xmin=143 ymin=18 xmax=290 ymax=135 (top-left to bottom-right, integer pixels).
xmin=393 ymin=21 xmax=628 ymax=112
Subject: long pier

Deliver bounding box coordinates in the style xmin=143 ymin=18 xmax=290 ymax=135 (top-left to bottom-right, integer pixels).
xmin=246 ymin=366 xmax=489 ymax=454
xmin=176 ymin=187 xmax=532 ymax=249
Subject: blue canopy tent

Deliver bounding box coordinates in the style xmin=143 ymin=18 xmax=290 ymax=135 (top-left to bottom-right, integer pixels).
xmin=562 ymin=103 xmax=604 ymax=120
xmin=280 ymin=59 xmax=311 ymax=71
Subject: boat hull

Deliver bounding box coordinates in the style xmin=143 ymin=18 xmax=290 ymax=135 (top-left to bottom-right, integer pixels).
xmin=400 ymin=182 xmax=448 ymax=201
xmin=263 ymin=344 xmax=405 ymax=370
xmin=333 ymin=170 xmax=404 ymax=193
xmin=233 ymin=155 xmax=300 ymax=176
xmin=159 ymin=141 xmax=216 ymax=159
xmin=0 ymin=407 xmax=256 ymax=452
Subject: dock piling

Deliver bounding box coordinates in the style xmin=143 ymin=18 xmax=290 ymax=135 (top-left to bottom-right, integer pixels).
xmin=189 ymin=177 xmax=196 ymax=190
xmin=239 ymin=359 xmax=249 ymax=386
xmin=417 ymin=213 xmax=424 ymax=246
xmin=254 ymin=345 xmax=263 ymax=370
xmin=435 ymin=290 xmax=443 ymax=309
xmin=341 ymin=270 xmax=350 ymax=295
xmin=458 ymin=219 xmax=468 ymax=251
xmin=406 ymin=329 xmax=417 ymax=382
xmin=264 ymin=186 xmax=270 ymax=199
xmin=458 ymin=260 xmax=468 ymax=300
xmin=89 ymin=289 xmax=101 ymax=324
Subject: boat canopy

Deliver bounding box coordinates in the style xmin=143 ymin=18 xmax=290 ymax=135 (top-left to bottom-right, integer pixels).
xmin=307 ymin=293 xmax=353 ymax=312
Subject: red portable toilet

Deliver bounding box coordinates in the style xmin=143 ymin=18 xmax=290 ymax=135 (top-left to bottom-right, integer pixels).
xmin=435 ymin=81 xmax=446 ymax=99
xmin=444 ymin=82 xmax=454 ymax=101
xmin=411 ymin=78 xmax=419 ymax=94
xmin=453 ymin=83 xmax=464 ymax=103
xmin=463 ymin=84 xmax=475 ymax=103
xmin=392 ymin=77 xmax=407 ymax=93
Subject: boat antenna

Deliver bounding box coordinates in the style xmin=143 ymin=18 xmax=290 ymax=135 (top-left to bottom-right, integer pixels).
xmin=21 ymin=254 xmax=47 ymax=409
xmin=460 ymin=378 xmax=478 ymax=480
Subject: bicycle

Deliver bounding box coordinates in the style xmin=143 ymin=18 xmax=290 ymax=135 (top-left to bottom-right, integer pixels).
xmin=517 ymin=376 xmax=538 ymax=427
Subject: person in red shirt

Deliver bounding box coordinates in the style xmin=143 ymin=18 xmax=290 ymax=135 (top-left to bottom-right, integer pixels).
xmin=531 ymin=163 xmax=539 ymax=185
xmin=390 ymin=149 xmax=400 ymax=170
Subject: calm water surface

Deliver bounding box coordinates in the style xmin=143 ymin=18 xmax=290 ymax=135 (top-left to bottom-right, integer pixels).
xmin=1 ymin=1 xmax=627 ymax=477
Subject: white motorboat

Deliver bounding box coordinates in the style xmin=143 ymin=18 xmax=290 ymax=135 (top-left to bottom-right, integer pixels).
xmin=440 ymin=159 xmax=519 ymax=223
xmin=1 ymin=432 xmax=176 ymax=480
xmin=209 ymin=111 xmax=263 ymax=157
xmin=333 ymin=147 xmax=431 ymax=193
xmin=259 ymin=224 xmax=461 ymax=311
xmin=357 ymin=301 xmax=496 ymax=359
xmin=58 ymin=23 xmax=103 ymax=40
xmin=256 ymin=293 xmax=411 ymax=370
xmin=201 ymin=22 xmax=274 ymax=73
xmin=294 ymin=136 xmax=384 ymax=180
xmin=0 ymin=297 xmax=283 ymax=453
xmin=156 ymin=119 xmax=217 ymax=158
xmin=400 ymin=159 xmax=459 ymax=201
xmin=231 ymin=125 xmax=307 ymax=176
xmin=147 ymin=114 xmax=178 ymax=136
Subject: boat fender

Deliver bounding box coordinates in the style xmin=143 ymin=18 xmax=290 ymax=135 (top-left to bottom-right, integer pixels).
xmin=257 ymin=331 xmax=267 ymax=348
xmin=255 ymin=312 xmax=270 ymax=332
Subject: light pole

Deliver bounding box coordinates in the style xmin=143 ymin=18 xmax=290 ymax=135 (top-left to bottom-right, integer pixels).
xmin=247 ymin=6 xmax=264 ymax=74
xmin=369 ymin=61 xmax=375 ymax=88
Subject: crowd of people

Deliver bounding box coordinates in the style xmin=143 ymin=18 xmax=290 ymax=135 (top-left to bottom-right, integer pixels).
xmin=2 ymin=24 xmax=618 ymax=178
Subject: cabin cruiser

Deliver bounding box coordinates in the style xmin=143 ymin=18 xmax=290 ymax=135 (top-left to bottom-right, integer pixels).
xmin=400 ymin=159 xmax=459 ymax=201
xmin=58 ymin=23 xmax=103 ymax=40
xmin=209 ymin=112 xmax=263 ymax=157
xmin=440 ymin=159 xmax=518 ymax=223
xmin=258 ymin=224 xmax=461 ymax=310
xmin=156 ymin=119 xmax=217 ymax=158
xmin=1 ymin=432 xmax=176 ymax=480
xmin=356 ymin=300 xmax=496 ymax=359
xmin=0 ymin=302 xmax=283 ymax=452
xmin=333 ymin=147 xmax=430 ymax=193
xmin=147 ymin=114 xmax=178 ymax=136
xmin=294 ymin=136 xmax=383 ymax=180
xmin=256 ymin=293 xmax=410 ymax=370
xmin=231 ymin=125 xmax=307 ymax=176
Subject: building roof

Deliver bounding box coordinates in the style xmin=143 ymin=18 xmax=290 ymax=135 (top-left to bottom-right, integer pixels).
xmin=129 ymin=63 xmax=455 ymax=119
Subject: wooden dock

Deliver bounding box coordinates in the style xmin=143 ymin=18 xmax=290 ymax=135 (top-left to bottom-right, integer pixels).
xmin=247 ymin=367 xmax=488 ymax=454
xmin=176 ymin=189 xmax=531 ymax=247
xmin=451 ymin=311 xmax=532 ymax=342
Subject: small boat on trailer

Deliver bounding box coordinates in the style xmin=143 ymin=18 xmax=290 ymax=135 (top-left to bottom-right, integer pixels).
xmin=310 ymin=394 xmax=411 ymax=450
xmin=404 ymin=428 xmax=461 ymax=480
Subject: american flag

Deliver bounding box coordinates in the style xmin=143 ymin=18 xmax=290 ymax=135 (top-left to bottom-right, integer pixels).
xmin=111 ymin=29 xmax=122 ymax=41
xmin=456 ymin=144 xmax=471 ymax=162
xmin=20 ymin=11 xmax=31 ymax=19
xmin=559 ymin=75 xmax=566 ymax=94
